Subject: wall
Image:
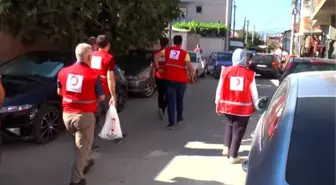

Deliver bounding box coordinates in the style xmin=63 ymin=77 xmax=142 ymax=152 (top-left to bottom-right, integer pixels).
xmin=182 ymin=0 xmax=226 ymax=23
xmin=186 ymin=33 xmax=201 ymax=51
xmin=199 ymin=37 xmax=225 ymax=57
xmin=0 ymin=31 xmax=67 ymax=63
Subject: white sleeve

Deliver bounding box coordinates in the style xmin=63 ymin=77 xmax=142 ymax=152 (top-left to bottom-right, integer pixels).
xmin=215 ymin=67 xmax=225 ymax=104
xmin=250 ymin=73 xmax=259 ymax=108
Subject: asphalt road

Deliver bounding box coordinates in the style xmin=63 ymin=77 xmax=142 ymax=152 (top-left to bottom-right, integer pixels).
xmin=0 ymin=76 xmax=278 ymax=185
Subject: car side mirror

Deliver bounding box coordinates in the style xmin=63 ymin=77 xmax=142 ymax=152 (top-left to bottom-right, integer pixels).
xmin=256 ymin=96 xmax=269 ymax=110
xmin=242 ymin=160 xmax=248 ymax=172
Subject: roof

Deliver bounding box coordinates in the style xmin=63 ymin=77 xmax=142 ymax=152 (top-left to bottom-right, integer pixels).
xmin=292 ymin=71 xmax=336 ymax=98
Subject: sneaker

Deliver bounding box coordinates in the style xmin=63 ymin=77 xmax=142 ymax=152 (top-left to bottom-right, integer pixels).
xmin=177 ymin=119 xmax=184 ymax=124
xmin=167 ymin=125 xmax=174 ymax=130
xmin=251 ymin=131 xmax=255 ymax=138
xmin=222 ymin=147 xmax=228 ymax=156
xmin=83 ymin=159 xmax=95 ymax=174
xmin=229 ymin=157 xmax=241 ymax=164
xmin=158 ymin=108 xmax=164 ymax=120
xmin=115 ymin=133 xmax=127 ymax=144
xmin=91 ymin=144 xmax=99 ymax=152
xmin=70 ymin=179 xmax=86 ymax=185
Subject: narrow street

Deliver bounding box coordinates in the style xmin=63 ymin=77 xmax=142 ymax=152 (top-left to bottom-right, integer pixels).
xmin=0 ymin=76 xmax=278 ymax=185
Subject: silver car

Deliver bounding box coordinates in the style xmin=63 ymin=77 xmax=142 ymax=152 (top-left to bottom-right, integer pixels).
xmin=243 ymin=71 xmax=336 ymax=185
xmin=188 ymin=51 xmax=206 ymax=82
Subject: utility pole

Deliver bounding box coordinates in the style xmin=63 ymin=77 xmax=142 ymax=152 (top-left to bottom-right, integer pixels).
xmin=225 ymin=0 xmax=232 ymax=52
xmin=245 ymin=20 xmax=250 ymax=44
xmin=290 ymin=0 xmax=298 ymax=55
xmin=242 ymin=17 xmax=246 ymax=40
xmin=252 ymin=25 xmax=255 ymax=45
xmin=232 ymin=1 xmax=236 ymax=37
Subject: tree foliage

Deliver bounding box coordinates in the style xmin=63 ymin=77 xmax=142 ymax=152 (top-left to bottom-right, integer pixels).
xmin=235 ymin=29 xmax=265 ymax=47
xmin=0 ymin=0 xmax=181 ymax=53
xmin=173 ymin=21 xmax=226 ymax=37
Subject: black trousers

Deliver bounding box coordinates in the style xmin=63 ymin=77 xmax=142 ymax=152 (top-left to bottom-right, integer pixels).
xmin=224 ymin=114 xmax=250 ymax=158
xmin=156 ymin=78 xmax=168 ymax=111
xmin=166 ymin=81 xmax=187 ymax=126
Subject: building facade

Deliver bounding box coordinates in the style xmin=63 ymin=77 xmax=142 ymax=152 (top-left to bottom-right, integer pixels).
xmin=179 ymin=0 xmax=227 ymax=23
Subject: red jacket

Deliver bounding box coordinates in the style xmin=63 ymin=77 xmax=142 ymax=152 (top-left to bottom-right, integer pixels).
xmin=164 ymin=46 xmax=189 ymax=83
xmin=58 ymin=63 xmax=98 ymax=113
xmin=217 ymin=66 xmax=255 ymax=116
xmin=91 ymin=50 xmax=115 ymax=95
xmin=154 ymin=49 xmax=166 ymax=79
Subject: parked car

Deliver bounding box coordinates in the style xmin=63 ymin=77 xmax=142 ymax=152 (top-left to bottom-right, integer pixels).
xmin=114 ymin=65 xmax=128 ymax=112
xmin=116 ymin=49 xmax=156 ymax=97
xmin=243 ymin=71 xmax=336 ymax=185
xmin=207 ymin=52 xmax=233 ymax=79
xmin=188 ymin=51 xmax=206 ymax=82
xmin=0 ymin=51 xmax=75 ymax=144
xmin=248 ymin=53 xmax=281 ymax=78
xmin=278 ymin=57 xmax=336 ymax=84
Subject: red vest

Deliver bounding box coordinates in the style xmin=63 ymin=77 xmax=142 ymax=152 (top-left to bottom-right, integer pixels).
xmin=58 ymin=63 xmax=98 ymax=113
xmin=217 ymin=66 xmax=255 ymax=116
xmin=154 ymin=48 xmax=166 ymax=79
xmin=91 ymin=50 xmax=114 ymax=95
xmin=164 ymin=46 xmax=189 ymax=83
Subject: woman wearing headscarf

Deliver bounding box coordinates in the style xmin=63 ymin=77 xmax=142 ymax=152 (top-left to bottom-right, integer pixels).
xmin=215 ymin=48 xmax=259 ymax=164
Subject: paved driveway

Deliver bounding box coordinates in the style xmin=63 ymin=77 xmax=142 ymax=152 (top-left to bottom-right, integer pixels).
xmin=0 ymin=76 xmax=278 ymax=185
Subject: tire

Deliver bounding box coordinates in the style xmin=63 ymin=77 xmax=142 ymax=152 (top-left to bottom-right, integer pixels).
xmin=194 ymin=72 xmax=198 ymax=82
xmin=33 ymin=105 xmax=62 ymax=144
xmin=143 ymin=81 xmax=155 ymax=97
xmin=116 ymin=86 xmax=127 ymax=112
xmin=214 ymin=67 xmax=220 ymax=79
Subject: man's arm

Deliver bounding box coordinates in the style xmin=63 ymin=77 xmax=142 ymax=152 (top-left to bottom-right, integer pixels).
xmin=0 ymin=80 xmax=5 ymax=107
xmin=154 ymin=52 xmax=160 ymax=70
xmin=107 ymin=57 xmax=116 ymax=104
xmin=184 ymin=53 xmax=195 ymax=81
xmin=95 ymin=77 xmax=105 ymax=101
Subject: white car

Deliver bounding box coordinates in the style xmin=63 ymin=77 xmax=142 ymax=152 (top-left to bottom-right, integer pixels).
xmin=188 ymin=51 xmax=206 ymax=82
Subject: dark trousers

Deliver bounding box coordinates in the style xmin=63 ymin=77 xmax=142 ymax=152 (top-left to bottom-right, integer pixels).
xmin=155 ymin=78 xmax=167 ymax=111
xmin=165 ymin=81 xmax=187 ymax=126
xmin=224 ymin=114 xmax=250 ymax=158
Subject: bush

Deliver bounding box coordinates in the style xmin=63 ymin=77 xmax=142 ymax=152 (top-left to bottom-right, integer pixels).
xmin=173 ymin=21 xmax=226 ymax=37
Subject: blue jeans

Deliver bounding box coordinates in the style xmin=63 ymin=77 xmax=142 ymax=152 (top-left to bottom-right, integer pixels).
xmin=165 ymin=81 xmax=187 ymax=126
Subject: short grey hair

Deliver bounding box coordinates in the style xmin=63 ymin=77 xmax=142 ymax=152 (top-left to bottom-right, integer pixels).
xmin=75 ymin=43 xmax=92 ymax=61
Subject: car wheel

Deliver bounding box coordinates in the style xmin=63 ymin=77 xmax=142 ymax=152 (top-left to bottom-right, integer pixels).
xmin=33 ymin=105 xmax=61 ymax=144
xmin=116 ymin=86 xmax=127 ymax=112
xmin=143 ymin=82 xmax=155 ymax=97
xmin=214 ymin=68 xmax=220 ymax=79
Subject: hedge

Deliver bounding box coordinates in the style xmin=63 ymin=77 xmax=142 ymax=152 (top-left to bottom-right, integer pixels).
xmin=173 ymin=21 xmax=226 ymax=37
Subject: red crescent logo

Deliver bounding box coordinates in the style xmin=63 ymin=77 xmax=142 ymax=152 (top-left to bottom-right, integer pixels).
xmin=71 ymin=76 xmax=78 ymax=86
xmin=172 ymin=51 xmax=178 ymax=56
xmin=236 ymin=78 xmax=241 ymax=86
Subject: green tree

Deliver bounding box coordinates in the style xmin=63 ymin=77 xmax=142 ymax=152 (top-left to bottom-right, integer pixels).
xmin=235 ymin=29 xmax=265 ymax=47
xmin=268 ymin=40 xmax=276 ymax=51
xmin=0 ymin=0 xmax=181 ymax=53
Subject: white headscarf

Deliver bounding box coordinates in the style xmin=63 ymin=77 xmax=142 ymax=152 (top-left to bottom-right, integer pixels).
xmin=232 ymin=48 xmax=247 ymax=66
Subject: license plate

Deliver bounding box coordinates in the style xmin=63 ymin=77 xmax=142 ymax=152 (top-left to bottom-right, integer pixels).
xmin=257 ymin=64 xmax=267 ymax=68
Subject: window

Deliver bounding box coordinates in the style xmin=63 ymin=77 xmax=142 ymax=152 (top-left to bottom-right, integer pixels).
xmin=292 ymin=63 xmax=336 ymax=73
xmin=261 ymin=80 xmax=288 ymax=142
xmin=188 ymin=52 xmax=197 ymax=63
xmin=286 ymin=97 xmax=336 ymax=185
xmin=196 ymin=6 xmax=202 ymax=13
xmin=216 ymin=53 xmax=232 ymax=61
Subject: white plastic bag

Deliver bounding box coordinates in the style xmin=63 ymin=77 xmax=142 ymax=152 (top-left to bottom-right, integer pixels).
xmin=99 ymin=105 xmax=123 ymax=140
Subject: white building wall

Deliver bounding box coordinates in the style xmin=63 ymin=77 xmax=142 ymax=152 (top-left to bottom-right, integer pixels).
xmin=200 ymin=37 xmax=225 ymax=57
xmin=182 ymin=0 xmax=227 ymax=23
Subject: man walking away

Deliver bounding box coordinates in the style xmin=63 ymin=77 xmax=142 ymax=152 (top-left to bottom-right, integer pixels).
xmin=155 ymin=35 xmax=195 ymax=130
xmin=215 ymin=48 xmax=259 ymax=164
xmin=154 ymin=37 xmax=169 ymax=120
xmin=57 ymin=43 xmax=105 ymax=185
xmin=91 ymin=34 xmax=126 ymax=144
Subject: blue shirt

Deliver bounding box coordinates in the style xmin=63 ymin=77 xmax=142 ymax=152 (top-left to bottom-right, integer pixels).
xmin=57 ymin=62 xmax=104 ymax=98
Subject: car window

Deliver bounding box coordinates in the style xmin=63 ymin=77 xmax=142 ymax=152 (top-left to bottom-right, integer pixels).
xmin=286 ymin=97 xmax=335 ymax=185
xmin=188 ymin=52 xmax=197 ymax=62
xmin=262 ymin=80 xmax=288 ymax=141
xmin=216 ymin=53 xmax=232 ymax=61
xmin=292 ymin=63 xmax=336 ymax=73
xmin=0 ymin=54 xmax=64 ymax=78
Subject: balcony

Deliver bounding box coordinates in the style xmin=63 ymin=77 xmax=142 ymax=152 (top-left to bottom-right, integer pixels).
xmin=311 ymin=0 xmax=336 ymax=26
